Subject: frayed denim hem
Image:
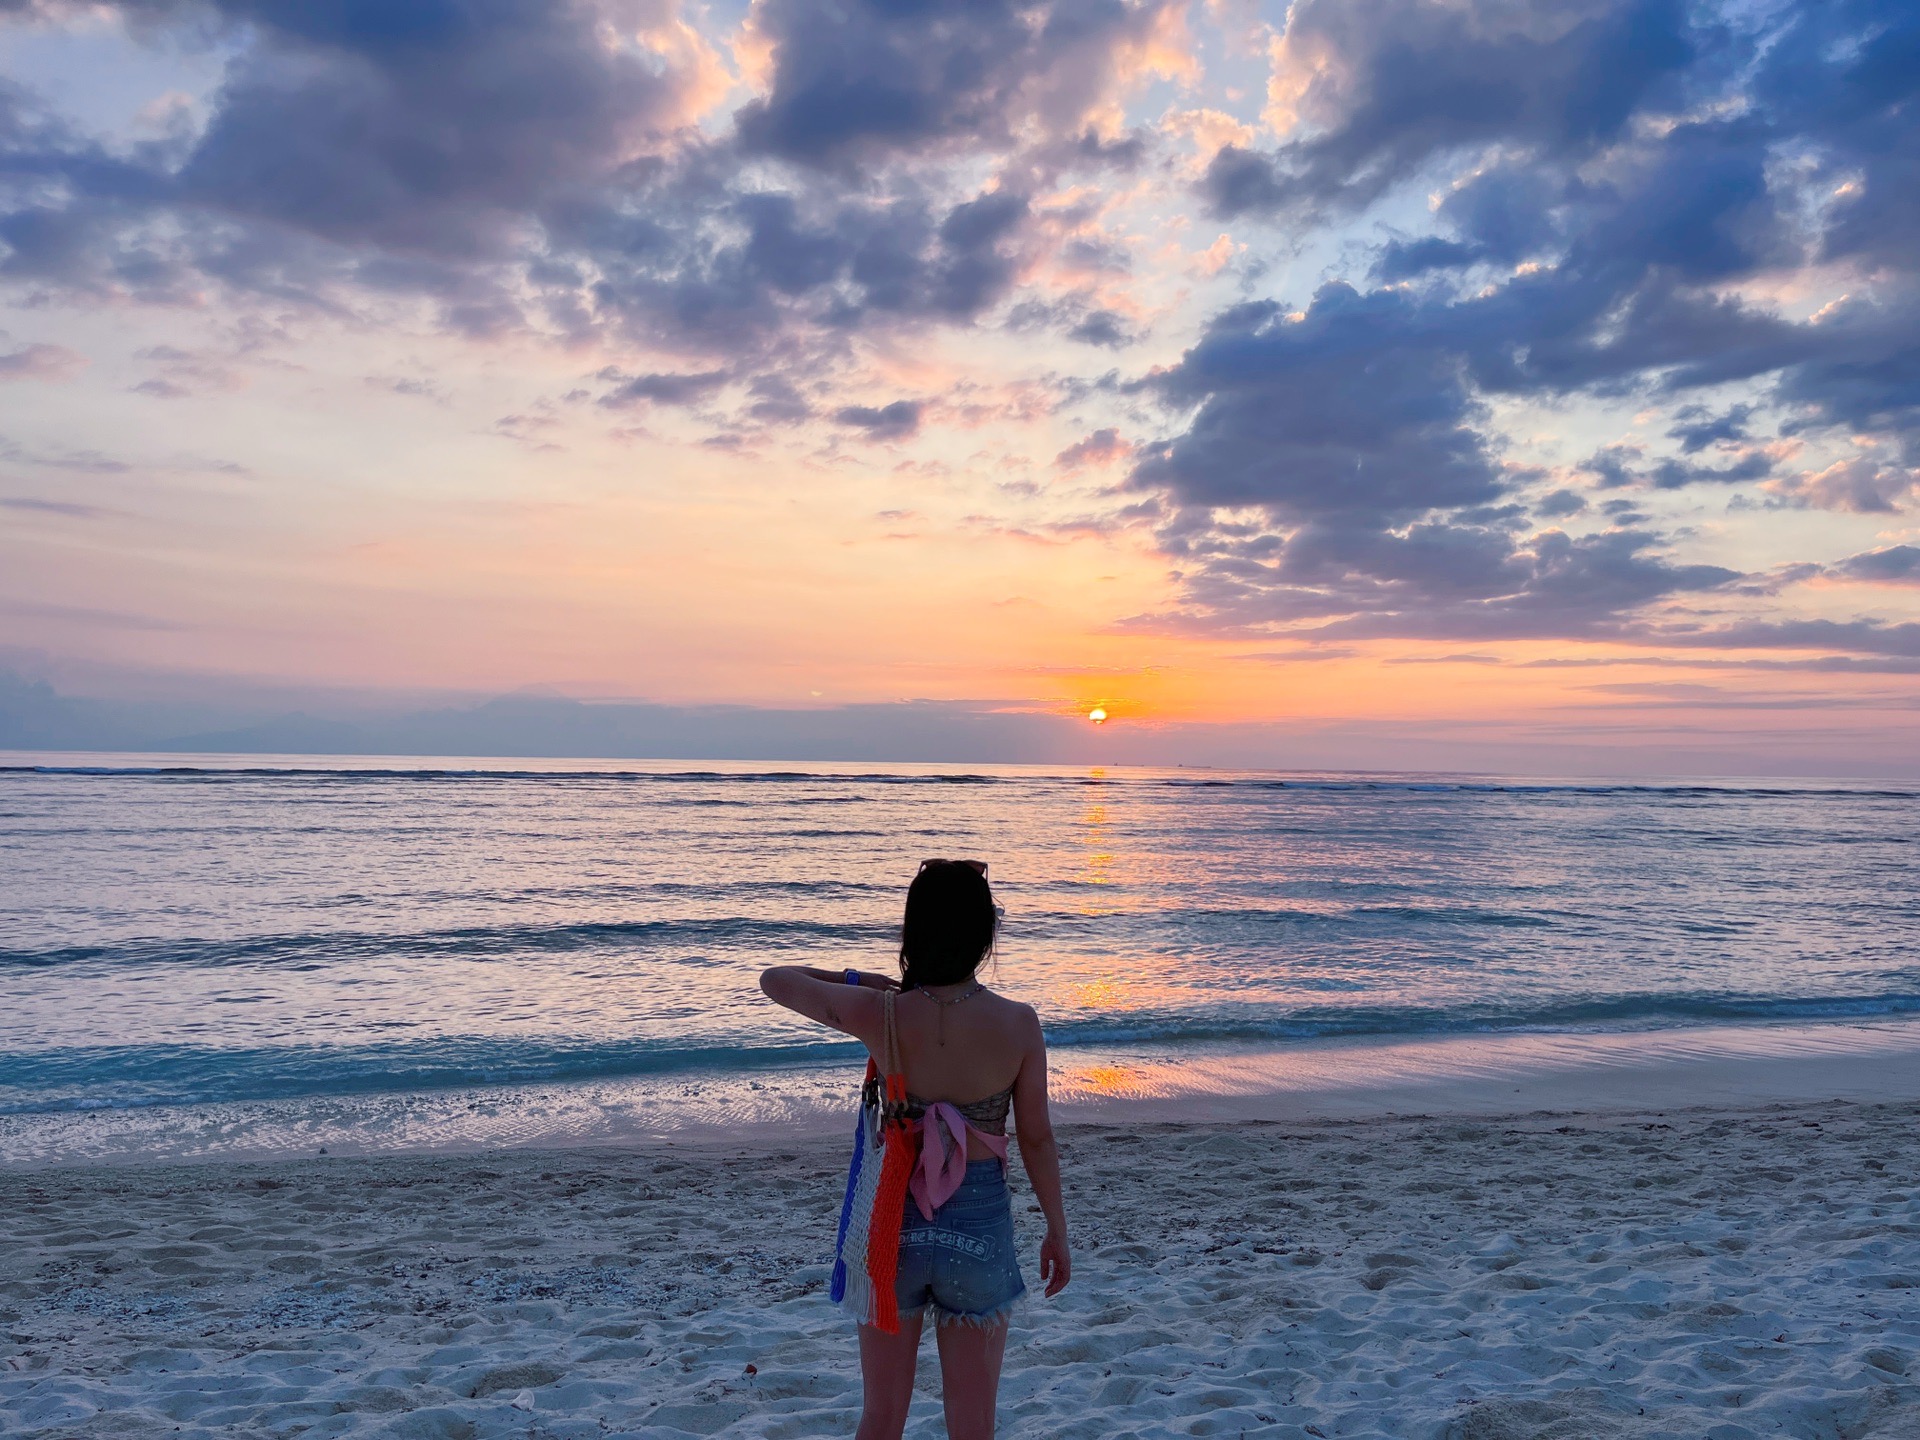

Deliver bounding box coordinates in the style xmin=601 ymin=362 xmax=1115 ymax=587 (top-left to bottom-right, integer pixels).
xmin=930 ymin=1284 xmax=1026 ymax=1330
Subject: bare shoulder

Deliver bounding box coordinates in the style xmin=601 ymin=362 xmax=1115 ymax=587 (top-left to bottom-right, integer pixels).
xmin=985 ymin=991 xmax=1043 ymax=1042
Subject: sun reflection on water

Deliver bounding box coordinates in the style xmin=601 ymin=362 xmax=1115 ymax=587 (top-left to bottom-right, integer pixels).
xmin=1080 ymin=794 xmax=1116 ymax=898
xmin=1059 ymin=1062 xmax=1155 ymax=1099
xmin=1064 ymin=978 xmax=1128 ymax=1008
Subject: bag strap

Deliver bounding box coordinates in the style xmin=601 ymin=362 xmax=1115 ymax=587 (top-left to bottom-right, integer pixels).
xmin=869 ymin=989 xmax=911 ymax=1121
xmin=880 ymin=988 xmax=902 ymax=1080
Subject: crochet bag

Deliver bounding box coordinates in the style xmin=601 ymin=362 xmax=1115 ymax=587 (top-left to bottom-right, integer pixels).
xmin=829 ymin=988 xmax=916 ymax=1332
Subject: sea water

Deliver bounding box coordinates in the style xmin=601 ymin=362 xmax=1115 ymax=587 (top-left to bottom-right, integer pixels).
xmin=3 ymin=755 xmax=1917 ymax=1159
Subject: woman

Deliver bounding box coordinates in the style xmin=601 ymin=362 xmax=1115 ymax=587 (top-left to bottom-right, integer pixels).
xmin=760 ymin=859 xmax=1071 ymax=1440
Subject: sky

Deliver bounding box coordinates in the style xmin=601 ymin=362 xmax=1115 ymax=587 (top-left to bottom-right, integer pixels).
xmin=2 ymin=0 xmax=1918 ymax=774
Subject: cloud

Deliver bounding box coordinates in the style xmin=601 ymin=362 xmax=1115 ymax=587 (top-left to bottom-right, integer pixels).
xmin=1141 ymin=522 xmax=1738 ymax=641
xmin=1774 ymin=309 xmax=1920 ymax=466
xmin=1008 ymin=292 xmax=1140 ymax=349
xmin=0 ymin=495 xmax=103 ymax=518
xmin=1641 ymin=618 xmax=1920 ymax=659
xmin=130 ymin=343 xmax=242 ymax=398
xmin=1134 ymin=284 xmax=1505 ymax=520
xmin=1215 ymin=0 xmax=1696 ymax=220
xmin=1066 ymin=308 xmax=1134 ymax=348
xmin=1534 ymin=488 xmax=1587 ymax=518
xmin=1184 ymin=0 xmax=1920 ymax=454
xmin=1115 ymin=262 xmax=1768 ymax=642
xmin=1833 ymin=545 xmax=1920 ymax=587
xmin=733 ymin=0 xmax=1181 ymax=167
xmin=1055 ymin=427 xmax=1132 ymax=469
xmin=1576 ymin=445 xmax=1641 ymax=491
xmin=1769 ymin=458 xmax=1920 ymax=515
xmin=1100 ymin=0 xmax=1920 ymax=653
xmin=562 ymin=177 xmax=1041 ymax=373
xmin=0 ymin=0 xmax=1068 ymax=374
xmin=365 ymin=375 xmax=445 ymax=401
xmin=177 ymin=0 xmax=718 ymax=258
xmin=833 ymin=399 xmax=921 ymax=439
xmin=0 ymin=341 xmax=85 ymax=381
xmin=596 ymin=368 xmax=730 ymax=408
xmin=744 ymin=375 xmax=812 ymax=424
xmin=0 ymin=0 xmax=726 ymax=324
xmin=1668 ymin=403 xmax=1754 ymax=454
xmin=1638 ymin=451 xmax=1773 ymax=489
xmin=1760 ymin=0 xmax=1920 ymax=277
xmin=1520 ymin=653 xmax=1920 ymax=675
xmin=0 ymin=436 xmax=132 ymax=473
xmin=0 ymin=595 xmax=187 ymax=631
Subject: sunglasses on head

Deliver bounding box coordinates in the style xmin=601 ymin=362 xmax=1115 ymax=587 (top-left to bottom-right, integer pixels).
xmin=919 ymin=858 xmax=988 ymax=876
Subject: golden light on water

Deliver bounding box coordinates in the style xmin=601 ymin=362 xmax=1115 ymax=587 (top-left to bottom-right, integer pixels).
xmin=1066 ymin=978 xmax=1128 ymax=1007
xmin=1067 ymin=1063 xmax=1153 ymax=1099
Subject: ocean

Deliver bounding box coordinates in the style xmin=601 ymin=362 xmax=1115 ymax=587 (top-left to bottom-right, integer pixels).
xmin=3 ymin=754 xmax=1917 ymax=1160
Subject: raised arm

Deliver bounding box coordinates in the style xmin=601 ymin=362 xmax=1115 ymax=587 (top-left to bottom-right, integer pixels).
xmin=1010 ymin=1004 xmax=1071 ymax=1297
xmin=758 ymin=965 xmax=895 ymax=1047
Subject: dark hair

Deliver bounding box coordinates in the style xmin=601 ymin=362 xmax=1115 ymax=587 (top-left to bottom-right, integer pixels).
xmin=898 ymin=861 xmax=997 ymax=991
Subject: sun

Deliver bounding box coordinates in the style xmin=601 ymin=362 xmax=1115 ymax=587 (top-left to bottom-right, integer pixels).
xmin=1087 ymin=707 xmax=1108 ymax=724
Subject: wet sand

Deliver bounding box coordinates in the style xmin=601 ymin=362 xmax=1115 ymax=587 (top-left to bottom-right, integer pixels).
xmin=8 ymin=1018 xmax=1920 ymax=1170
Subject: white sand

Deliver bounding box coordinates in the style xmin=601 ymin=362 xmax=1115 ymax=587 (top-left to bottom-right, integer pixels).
xmin=5 ymin=1094 xmax=1918 ymax=1438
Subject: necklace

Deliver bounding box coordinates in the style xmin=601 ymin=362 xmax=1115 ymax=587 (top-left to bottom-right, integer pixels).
xmin=922 ymin=982 xmax=984 ymax=1046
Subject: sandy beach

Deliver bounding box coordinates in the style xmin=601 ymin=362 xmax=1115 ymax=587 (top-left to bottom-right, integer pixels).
xmin=6 ymin=1087 xmax=1918 ymax=1438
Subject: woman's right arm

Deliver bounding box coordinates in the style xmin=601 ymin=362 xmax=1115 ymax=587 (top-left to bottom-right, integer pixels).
xmin=758 ymin=966 xmax=885 ymax=1047
xmin=1010 ymin=1006 xmax=1072 ymax=1297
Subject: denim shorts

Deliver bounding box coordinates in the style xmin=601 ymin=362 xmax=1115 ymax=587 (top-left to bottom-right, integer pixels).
xmin=896 ymin=1159 xmax=1026 ymax=1326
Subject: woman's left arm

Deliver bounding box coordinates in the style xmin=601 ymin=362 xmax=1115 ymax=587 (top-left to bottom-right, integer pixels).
xmin=758 ymin=966 xmax=895 ymax=1042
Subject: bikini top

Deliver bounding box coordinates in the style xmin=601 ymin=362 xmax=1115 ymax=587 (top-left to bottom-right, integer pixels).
xmin=903 ymin=1084 xmax=1013 ymax=1136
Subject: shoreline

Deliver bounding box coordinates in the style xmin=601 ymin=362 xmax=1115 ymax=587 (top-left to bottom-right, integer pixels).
xmin=4 ymin=1016 xmax=1919 ymax=1171
xmin=5 ymin=1095 xmax=1916 ymax=1437
xmin=1054 ymin=1016 xmax=1920 ymax=1121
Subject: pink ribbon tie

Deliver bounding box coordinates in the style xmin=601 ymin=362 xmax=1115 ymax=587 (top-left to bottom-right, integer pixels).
xmin=908 ymin=1102 xmax=1008 ymax=1216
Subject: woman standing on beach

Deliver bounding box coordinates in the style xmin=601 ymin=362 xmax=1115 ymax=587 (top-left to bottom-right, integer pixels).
xmin=760 ymin=859 xmax=1071 ymax=1440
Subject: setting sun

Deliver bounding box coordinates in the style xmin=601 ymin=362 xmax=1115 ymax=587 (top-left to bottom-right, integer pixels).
xmin=1088 ymin=708 xmax=1108 ymax=724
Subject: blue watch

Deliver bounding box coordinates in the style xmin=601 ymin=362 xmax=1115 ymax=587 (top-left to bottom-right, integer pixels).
xmin=844 ymin=968 xmax=861 ymax=986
